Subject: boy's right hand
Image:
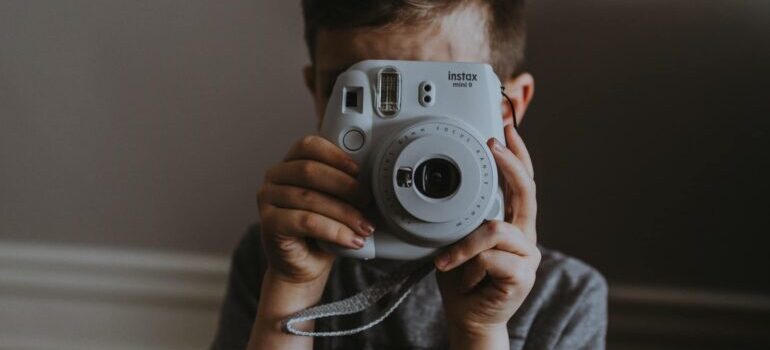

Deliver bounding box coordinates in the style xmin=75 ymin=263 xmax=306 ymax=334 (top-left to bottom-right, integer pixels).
xmin=257 ymin=135 xmax=375 ymax=285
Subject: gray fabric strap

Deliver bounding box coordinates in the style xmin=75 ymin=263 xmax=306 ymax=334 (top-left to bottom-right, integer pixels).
xmin=281 ymin=259 xmax=435 ymax=337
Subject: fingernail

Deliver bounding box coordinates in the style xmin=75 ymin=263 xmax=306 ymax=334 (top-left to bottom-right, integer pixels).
xmin=491 ymin=138 xmax=505 ymax=152
xmin=352 ymin=236 xmax=365 ymax=249
xmin=358 ymin=220 xmax=375 ymax=236
xmin=435 ymin=254 xmax=451 ymax=270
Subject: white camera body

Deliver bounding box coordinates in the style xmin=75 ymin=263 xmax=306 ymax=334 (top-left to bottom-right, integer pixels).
xmin=320 ymin=60 xmax=505 ymax=260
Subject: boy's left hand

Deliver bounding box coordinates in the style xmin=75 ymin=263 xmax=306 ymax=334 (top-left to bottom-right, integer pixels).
xmin=436 ymin=124 xmax=541 ymax=344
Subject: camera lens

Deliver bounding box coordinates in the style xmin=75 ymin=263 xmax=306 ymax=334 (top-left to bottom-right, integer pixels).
xmin=414 ymin=158 xmax=461 ymax=199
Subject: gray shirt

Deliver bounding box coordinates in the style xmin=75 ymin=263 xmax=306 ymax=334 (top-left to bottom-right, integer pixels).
xmin=212 ymin=224 xmax=607 ymax=349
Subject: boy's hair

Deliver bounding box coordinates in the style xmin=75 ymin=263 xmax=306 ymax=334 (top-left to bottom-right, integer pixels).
xmin=301 ymin=0 xmax=527 ymax=79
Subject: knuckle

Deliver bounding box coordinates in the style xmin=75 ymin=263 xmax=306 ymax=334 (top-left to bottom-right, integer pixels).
xmin=494 ymin=279 xmax=517 ymax=299
xmin=298 ymin=135 xmax=319 ymax=150
xmin=298 ymin=188 xmax=316 ymax=204
xmin=488 ymin=228 xmax=506 ymax=244
xmin=477 ymin=251 xmax=493 ymax=266
xmin=448 ymin=245 xmax=466 ymax=263
xmin=499 ymin=286 xmax=516 ymax=299
xmin=485 ymin=220 xmax=504 ymax=234
xmin=299 ymin=161 xmax=316 ymax=179
xmin=299 ymin=213 xmax=318 ymax=232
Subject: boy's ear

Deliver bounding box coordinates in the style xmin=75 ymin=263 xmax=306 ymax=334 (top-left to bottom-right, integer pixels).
xmin=303 ymin=64 xmax=316 ymax=94
xmin=501 ymin=72 xmax=535 ymax=127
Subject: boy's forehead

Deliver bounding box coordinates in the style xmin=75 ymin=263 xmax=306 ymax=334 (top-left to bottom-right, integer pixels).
xmin=314 ymin=4 xmax=491 ymax=76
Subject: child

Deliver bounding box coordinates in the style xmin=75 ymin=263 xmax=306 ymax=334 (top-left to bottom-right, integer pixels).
xmin=213 ymin=1 xmax=607 ymax=349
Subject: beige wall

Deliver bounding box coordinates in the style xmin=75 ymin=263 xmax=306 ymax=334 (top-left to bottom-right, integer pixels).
xmin=2 ymin=0 xmax=769 ymax=293
xmin=0 ymin=1 xmax=314 ymax=254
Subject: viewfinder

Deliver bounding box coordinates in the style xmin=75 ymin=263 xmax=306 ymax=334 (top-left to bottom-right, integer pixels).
xmin=342 ymin=86 xmax=363 ymax=114
xmin=345 ymin=91 xmax=358 ymax=108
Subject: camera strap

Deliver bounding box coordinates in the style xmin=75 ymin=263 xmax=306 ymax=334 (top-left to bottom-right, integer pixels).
xmin=281 ymin=259 xmax=435 ymax=337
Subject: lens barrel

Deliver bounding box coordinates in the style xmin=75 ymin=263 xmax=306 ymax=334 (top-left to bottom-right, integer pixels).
xmin=414 ymin=158 xmax=461 ymax=199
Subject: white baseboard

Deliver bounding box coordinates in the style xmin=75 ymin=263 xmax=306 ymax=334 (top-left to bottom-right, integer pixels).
xmin=1 ymin=240 xmax=768 ymax=349
xmin=0 ymin=241 xmax=229 ymax=350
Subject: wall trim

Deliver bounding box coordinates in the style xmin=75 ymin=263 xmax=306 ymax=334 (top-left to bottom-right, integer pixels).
xmin=0 ymin=240 xmax=230 ymax=350
xmin=0 ymin=240 xmax=768 ymax=349
xmin=0 ymin=240 xmax=229 ymax=306
xmin=609 ymin=284 xmax=770 ymax=348
xmin=610 ymin=283 xmax=770 ymax=311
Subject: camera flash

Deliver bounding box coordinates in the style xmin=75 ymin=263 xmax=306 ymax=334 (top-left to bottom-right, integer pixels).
xmin=377 ymin=67 xmax=401 ymax=117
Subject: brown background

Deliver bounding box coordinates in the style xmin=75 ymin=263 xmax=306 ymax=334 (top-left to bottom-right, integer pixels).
xmin=525 ymin=0 xmax=770 ymax=294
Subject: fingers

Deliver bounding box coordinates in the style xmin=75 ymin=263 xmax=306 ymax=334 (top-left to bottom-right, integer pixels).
xmin=265 ymin=159 xmax=371 ymax=207
xmin=435 ymin=221 xmax=539 ymax=271
xmin=488 ymin=137 xmax=537 ymax=231
xmin=259 ymin=184 xmax=375 ymax=237
xmin=261 ymin=205 xmax=366 ymax=250
xmin=504 ymin=124 xmax=534 ymax=178
xmin=459 ymin=250 xmax=533 ymax=293
xmin=501 ymin=124 xmax=534 ymax=224
xmin=285 ymin=135 xmax=359 ymax=176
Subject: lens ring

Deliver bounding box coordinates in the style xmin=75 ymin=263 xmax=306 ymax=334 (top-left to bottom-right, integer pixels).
xmin=374 ymin=119 xmax=497 ymax=244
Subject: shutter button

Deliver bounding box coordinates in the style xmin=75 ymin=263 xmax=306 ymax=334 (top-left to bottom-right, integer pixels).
xmin=342 ymin=130 xmax=365 ymax=151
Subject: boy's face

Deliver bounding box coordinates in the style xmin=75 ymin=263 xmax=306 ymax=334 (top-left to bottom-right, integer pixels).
xmin=304 ymin=5 xmax=534 ymax=127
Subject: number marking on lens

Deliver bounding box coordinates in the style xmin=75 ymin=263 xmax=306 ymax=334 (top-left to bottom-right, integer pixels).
xmin=376 ymin=121 xmax=498 ymax=238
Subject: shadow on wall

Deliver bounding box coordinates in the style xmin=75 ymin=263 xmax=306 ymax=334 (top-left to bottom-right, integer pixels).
xmin=527 ymin=0 xmax=770 ymax=294
xmin=524 ymin=0 xmax=770 ymax=348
